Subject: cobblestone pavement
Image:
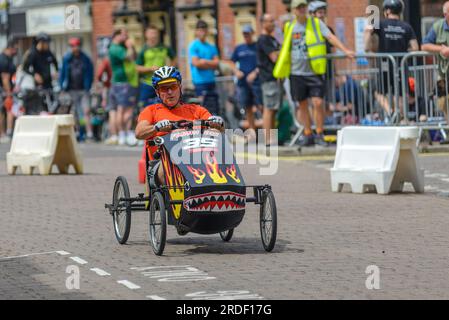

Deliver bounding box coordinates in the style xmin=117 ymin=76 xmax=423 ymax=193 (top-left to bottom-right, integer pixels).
xmin=1 ymin=142 xmax=449 ymax=300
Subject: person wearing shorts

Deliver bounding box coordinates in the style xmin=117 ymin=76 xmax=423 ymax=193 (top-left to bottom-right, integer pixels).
xmin=107 ymin=28 xmax=138 ymax=146
xmin=257 ymin=14 xmax=281 ymax=146
xmin=288 ymin=0 xmax=354 ymax=147
xmin=231 ymin=25 xmax=262 ymax=132
xmin=188 ymin=20 xmax=220 ymax=115
xmin=365 ymin=0 xmax=418 ymax=120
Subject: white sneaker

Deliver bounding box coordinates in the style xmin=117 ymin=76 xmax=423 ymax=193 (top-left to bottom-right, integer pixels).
xmin=118 ymin=132 xmax=126 ymax=146
xmin=86 ymin=132 xmax=94 ymax=140
xmin=105 ymin=135 xmax=118 ymax=145
xmin=0 ymin=135 xmax=11 ymax=144
xmin=126 ymin=132 xmax=137 ymax=146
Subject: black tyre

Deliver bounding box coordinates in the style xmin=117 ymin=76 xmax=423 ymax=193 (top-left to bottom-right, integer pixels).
xmin=112 ymin=176 xmax=131 ymax=244
xmin=220 ymin=229 xmax=234 ymax=242
xmin=149 ymin=192 xmax=167 ymax=256
xmin=260 ymin=189 xmax=277 ymax=252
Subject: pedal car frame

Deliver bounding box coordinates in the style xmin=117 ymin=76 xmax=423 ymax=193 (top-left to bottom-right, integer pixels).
xmin=105 ymin=120 xmax=277 ymax=256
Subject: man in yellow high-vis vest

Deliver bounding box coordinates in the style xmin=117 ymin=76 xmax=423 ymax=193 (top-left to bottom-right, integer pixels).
xmin=287 ymin=0 xmax=354 ymax=147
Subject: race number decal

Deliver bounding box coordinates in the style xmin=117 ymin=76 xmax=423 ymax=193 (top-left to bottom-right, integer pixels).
xmin=183 ymin=137 xmax=218 ymax=150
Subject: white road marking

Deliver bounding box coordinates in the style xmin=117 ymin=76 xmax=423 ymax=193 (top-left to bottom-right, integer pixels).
xmin=147 ymin=295 xmax=166 ymax=300
xmin=186 ymin=291 xmax=265 ymax=300
xmin=0 ymin=251 xmax=62 ymax=261
xmin=56 ymin=251 xmax=71 ymax=256
xmin=90 ymin=268 xmax=111 ymax=276
xmin=117 ymin=280 xmax=141 ymax=290
xmin=425 ymin=173 xmax=448 ymax=179
xmin=132 ymin=265 xmax=216 ymax=282
xmin=70 ymin=257 xmax=88 ymax=265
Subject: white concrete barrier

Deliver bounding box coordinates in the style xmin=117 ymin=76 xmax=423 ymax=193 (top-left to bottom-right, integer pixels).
xmin=331 ymin=126 xmax=424 ymax=195
xmin=6 ymin=115 xmax=83 ymax=175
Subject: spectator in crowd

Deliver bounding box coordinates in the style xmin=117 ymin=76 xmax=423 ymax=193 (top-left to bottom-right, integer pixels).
xmin=107 ymin=28 xmax=138 ymax=146
xmin=309 ymin=1 xmax=336 ymax=127
xmin=309 ymin=1 xmax=335 ymax=40
xmin=257 ymin=13 xmax=281 ymax=147
xmin=406 ymin=77 xmax=427 ymax=123
xmin=59 ymin=37 xmax=94 ymax=142
xmin=23 ymin=32 xmax=58 ymax=90
xmin=422 ymin=1 xmax=449 ymax=123
xmin=329 ymin=75 xmax=365 ymax=125
xmin=136 ymin=25 xmax=176 ymax=109
xmin=0 ymin=39 xmax=18 ymax=143
xmin=21 ymin=33 xmax=58 ymax=116
xmin=189 ymin=20 xmax=220 ymax=115
xmin=97 ymin=54 xmax=112 ymax=111
xmin=365 ymin=0 xmax=419 ymax=118
xmin=230 ymin=24 xmax=262 ymax=133
xmin=278 ymin=0 xmax=354 ymax=147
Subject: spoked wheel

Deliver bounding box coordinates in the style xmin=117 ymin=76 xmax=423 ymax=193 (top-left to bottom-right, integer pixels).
xmin=260 ymin=189 xmax=277 ymax=252
xmin=220 ymin=229 xmax=234 ymax=242
xmin=112 ymin=176 xmax=131 ymax=244
xmin=149 ymin=191 xmax=167 ymax=256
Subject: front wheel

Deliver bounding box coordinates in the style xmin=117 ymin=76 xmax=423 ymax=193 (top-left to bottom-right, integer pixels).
xmin=112 ymin=176 xmax=132 ymax=244
xmin=260 ymin=189 xmax=277 ymax=252
xmin=220 ymin=229 xmax=234 ymax=242
xmin=149 ymin=191 xmax=167 ymax=256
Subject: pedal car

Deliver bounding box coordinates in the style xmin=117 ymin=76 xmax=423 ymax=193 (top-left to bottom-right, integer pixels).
xmin=105 ymin=120 xmax=277 ymax=256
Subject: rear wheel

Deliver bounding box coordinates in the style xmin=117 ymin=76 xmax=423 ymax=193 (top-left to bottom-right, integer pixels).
xmin=220 ymin=229 xmax=234 ymax=242
xmin=149 ymin=191 xmax=167 ymax=256
xmin=112 ymin=176 xmax=131 ymax=244
xmin=260 ymin=189 xmax=277 ymax=252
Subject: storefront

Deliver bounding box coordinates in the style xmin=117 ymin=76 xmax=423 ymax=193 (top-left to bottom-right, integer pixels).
xmin=8 ymin=0 xmax=93 ymax=63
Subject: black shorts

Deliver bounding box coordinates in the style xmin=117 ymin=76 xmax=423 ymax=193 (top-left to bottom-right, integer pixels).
xmin=290 ymin=75 xmax=325 ymax=102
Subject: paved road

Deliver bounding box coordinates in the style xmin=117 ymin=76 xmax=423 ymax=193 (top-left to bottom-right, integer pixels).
xmin=1 ymin=142 xmax=449 ymax=300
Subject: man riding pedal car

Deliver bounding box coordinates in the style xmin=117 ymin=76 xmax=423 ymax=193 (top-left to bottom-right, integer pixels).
xmin=135 ymin=66 xmax=224 ymax=185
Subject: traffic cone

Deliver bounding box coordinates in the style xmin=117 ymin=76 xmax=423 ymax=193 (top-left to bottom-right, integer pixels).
xmin=138 ymin=146 xmax=146 ymax=184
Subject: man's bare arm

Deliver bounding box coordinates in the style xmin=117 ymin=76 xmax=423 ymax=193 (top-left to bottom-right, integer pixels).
xmin=364 ymin=26 xmax=375 ymax=52
xmin=326 ymin=33 xmax=355 ymax=58
xmin=1 ymin=73 xmax=12 ymax=95
xmin=191 ymin=56 xmax=219 ymax=70
xmin=135 ymin=120 xmax=158 ymax=140
xmin=191 ymin=56 xmax=208 ymax=69
xmin=422 ymin=43 xmax=443 ymax=53
xmin=409 ymin=39 xmax=420 ymax=52
xmin=268 ymin=51 xmax=279 ymax=64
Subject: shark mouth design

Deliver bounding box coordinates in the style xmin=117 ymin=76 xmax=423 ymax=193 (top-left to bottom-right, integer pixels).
xmin=184 ymin=191 xmax=246 ymax=213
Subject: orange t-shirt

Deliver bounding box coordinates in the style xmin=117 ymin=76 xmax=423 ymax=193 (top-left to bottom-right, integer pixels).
xmin=138 ymin=103 xmax=212 ymax=158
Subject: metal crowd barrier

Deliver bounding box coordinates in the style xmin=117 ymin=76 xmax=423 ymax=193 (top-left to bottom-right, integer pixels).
xmin=400 ymin=52 xmax=449 ymax=132
xmin=286 ymin=52 xmax=403 ymax=145
xmin=184 ymin=53 xmax=449 ymax=144
xmin=323 ymin=52 xmax=402 ymax=126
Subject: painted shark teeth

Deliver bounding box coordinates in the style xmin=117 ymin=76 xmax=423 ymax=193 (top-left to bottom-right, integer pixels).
xmin=183 ymin=191 xmax=246 ymax=213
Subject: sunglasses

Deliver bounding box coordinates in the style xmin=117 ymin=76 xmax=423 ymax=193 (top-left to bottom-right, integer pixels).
xmin=158 ymin=83 xmax=180 ymax=93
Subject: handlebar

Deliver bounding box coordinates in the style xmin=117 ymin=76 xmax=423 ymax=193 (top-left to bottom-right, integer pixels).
xmin=170 ymin=120 xmax=212 ymax=130
xmin=146 ymin=120 xmax=214 ymax=147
